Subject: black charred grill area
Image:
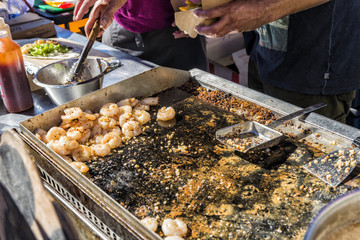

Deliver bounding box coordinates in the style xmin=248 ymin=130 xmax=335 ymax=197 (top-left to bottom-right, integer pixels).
xmin=85 ymin=83 xmax=359 ymax=239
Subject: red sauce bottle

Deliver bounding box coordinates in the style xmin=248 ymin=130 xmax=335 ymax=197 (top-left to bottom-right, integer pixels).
xmin=0 ymin=31 xmax=33 ymax=112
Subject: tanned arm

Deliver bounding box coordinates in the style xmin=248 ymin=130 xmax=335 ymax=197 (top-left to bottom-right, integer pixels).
xmin=193 ymin=0 xmax=330 ymax=37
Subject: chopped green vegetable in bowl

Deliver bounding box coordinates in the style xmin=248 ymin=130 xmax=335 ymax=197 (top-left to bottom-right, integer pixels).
xmin=27 ymin=42 xmax=69 ymax=57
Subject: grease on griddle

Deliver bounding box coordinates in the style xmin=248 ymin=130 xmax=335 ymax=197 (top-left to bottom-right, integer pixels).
xmin=87 ymin=84 xmax=356 ymax=239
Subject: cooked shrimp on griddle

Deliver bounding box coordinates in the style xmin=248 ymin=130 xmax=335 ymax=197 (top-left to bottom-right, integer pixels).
xmin=70 ymin=162 xmax=89 ymax=173
xmin=98 ymin=116 xmax=118 ymax=129
xmin=122 ymin=120 xmax=142 ymax=138
xmin=133 ymin=103 xmax=150 ymax=111
xmin=61 ymin=107 xmax=83 ymax=120
xmin=101 ymin=132 xmax=122 ymax=149
xmin=84 ymin=110 xmax=98 ymax=121
xmin=161 ymin=218 xmax=187 ymax=237
xmin=72 ymin=145 xmax=93 ymax=162
xmin=118 ymin=105 xmax=132 ymax=116
xmin=91 ymin=144 xmax=111 ymax=157
xmin=157 ymin=107 xmax=175 ymax=121
xmin=141 ymin=97 xmax=159 ymax=106
xmin=47 ymin=136 xmax=78 ymax=156
xmin=109 ymin=126 xmax=122 ymax=136
xmin=34 ymin=128 xmax=47 ymax=143
xmin=66 ymin=126 xmax=86 ymax=141
xmin=133 ymin=109 xmax=151 ymax=125
xmin=117 ymin=98 xmax=139 ymax=107
xmin=119 ymin=112 xmax=135 ymax=128
xmin=140 ymin=217 xmax=158 ymax=232
xmin=100 ymin=103 xmax=119 ymax=117
xmin=78 ymin=128 xmax=91 ymax=144
xmin=46 ymin=127 xmax=67 ymax=142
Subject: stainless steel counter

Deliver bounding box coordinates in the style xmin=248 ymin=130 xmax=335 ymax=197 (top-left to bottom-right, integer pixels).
xmin=0 ymin=26 xmax=155 ymax=125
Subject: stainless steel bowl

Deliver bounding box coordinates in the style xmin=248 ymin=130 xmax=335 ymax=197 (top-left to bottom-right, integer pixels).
xmin=304 ymin=189 xmax=360 ymax=240
xmin=33 ymin=58 xmax=109 ymax=106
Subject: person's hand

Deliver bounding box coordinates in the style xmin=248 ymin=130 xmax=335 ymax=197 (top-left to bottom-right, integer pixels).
xmin=73 ymin=0 xmax=127 ymax=37
xmin=193 ymin=0 xmax=269 ymax=38
xmin=171 ymin=22 xmax=189 ymax=39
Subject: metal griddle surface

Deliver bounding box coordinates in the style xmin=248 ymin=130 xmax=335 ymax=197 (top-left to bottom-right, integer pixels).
xmin=85 ymin=87 xmax=357 ymax=239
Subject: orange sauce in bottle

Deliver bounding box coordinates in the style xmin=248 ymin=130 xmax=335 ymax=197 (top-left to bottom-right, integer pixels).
xmin=0 ymin=31 xmax=33 ymax=112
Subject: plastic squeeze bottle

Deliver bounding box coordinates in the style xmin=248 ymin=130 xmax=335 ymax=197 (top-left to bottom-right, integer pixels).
xmin=0 ymin=17 xmax=11 ymax=39
xmin=0 ymin=30 xmax=33 ymax=112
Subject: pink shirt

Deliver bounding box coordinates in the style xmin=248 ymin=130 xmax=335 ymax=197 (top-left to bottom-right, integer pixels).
xmin=114 ymin=0 xmax=175 ymax=33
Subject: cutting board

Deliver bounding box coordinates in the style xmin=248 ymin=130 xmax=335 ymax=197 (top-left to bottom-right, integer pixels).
xmin=18 ymin=38 xmax=112 ymax=91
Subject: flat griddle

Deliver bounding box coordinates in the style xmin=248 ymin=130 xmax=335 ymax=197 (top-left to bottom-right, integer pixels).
xmin=19 ymin=67 xmax=360 ymax=240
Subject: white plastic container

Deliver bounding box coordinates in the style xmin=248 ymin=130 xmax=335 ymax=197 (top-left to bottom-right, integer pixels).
xmin=0 ymin=17 xmax=11 ymax=39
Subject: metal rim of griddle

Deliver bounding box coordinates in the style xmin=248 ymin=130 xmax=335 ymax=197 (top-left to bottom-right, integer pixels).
xmin=19 ymin=67 xmax=360 ymax=239
xmin=39 ymin=166 xmax=121 ymax=240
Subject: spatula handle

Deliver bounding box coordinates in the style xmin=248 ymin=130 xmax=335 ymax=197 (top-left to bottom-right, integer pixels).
xmin=266 ymin=102 xmax=327 ymax=129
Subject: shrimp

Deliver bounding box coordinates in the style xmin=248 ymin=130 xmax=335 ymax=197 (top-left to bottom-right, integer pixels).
xmin=46 ymin=127 xmax=67 ymax=142
xmin=61 ymin=107 xmax=83 ymax=120
xmin=133 ymin=109 xmax=151 ymax=125
xmin=21 ymin=44 xmax=32 ymax=54
xmin=109 ymin=126 xmax=122 ymax=136
xmin=35 ymin=39 xmax=46 ymax=45
xmin=60 ymin=118 xmax=75 ymax=129
xmin=133 ymin=103 xmax=150 ymax=111
xmin=119 ymin=113 xmax=135 ymax=128
xmin=91 ymin=144 xmax=111 ymax=157
xmin=47 ymin=136 xmax=78 ymax=156
xmin=84 ymin=110 xmax=98 ymax=121
xmin=117 ymin=98 xmax=139 ymax=107
xmin=47 ymin=140 xmax=70 ymax=156
xmin=140 ymin=217 xmax=158 ymax=232
xmin=93 ymin=134 xmax=104 ymax=144
xmin=141 ymin=97 xmax=159 ymax=106
xmin=157 ymin=107 xmax=175 ymax=121
xmin=118 ymin=105 xmax=132 ymax=116
xmin=66 ymin=126 xmax=86 ymax=141
xmin=72 ymin=145 xmax=93 ymax=162
xmin=70 ymin=162 xmax=89 ymax=173
xmin=100 ymin=103 xmax=119 ymax=117
xmin=101 ymin=132 xmax=122 ymax=149
xmin=161 ymin=219 xmax=187 ymax=237
xmin=122 ymin=120 xmax=142 ymax=138
xmin=90 ymin=124 xmax=102 ymax=138
xmin=78 ymin=129 xmax=91 ymax=144
xmin=98 ymin=116 xmax=118 ymax=129
xmin=163 ymin=237 xmax=184 ymax=240
xmin=34 ymin=128 xmax=47 ymax=143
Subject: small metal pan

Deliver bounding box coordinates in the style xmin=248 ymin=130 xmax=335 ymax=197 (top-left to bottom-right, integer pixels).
xmin=216 ymin=102 xmax=326 ymax=152
xmin=303 ymin=137 xmax=360 ymax=187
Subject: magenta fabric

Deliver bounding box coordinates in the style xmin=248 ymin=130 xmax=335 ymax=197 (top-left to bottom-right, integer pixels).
xmin=114 ymin=0 xmax=175 ymax=33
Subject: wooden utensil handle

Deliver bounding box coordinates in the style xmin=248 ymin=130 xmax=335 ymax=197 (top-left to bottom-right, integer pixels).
xmin=88 ymin=19 xmax=101 ymax=40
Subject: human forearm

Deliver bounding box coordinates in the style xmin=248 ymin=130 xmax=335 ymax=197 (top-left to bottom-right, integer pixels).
xmin=193 ymin=0 xmax=330 ymax=37
xmin=263 ymin=0 xmax=330 ymax=23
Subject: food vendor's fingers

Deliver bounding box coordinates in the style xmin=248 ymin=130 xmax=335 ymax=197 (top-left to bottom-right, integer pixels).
xmin=84 ymin=7 xmax=102 ymax=36
xmin=193 ymin=2 xmax=230 ymax=20
xmin=195 ymin=14 xmax=242 ymax=38
xmin=173 ymin=30 xmax=189 ymax=39
xmin=73 ymin=0 xmax=97 ymax=21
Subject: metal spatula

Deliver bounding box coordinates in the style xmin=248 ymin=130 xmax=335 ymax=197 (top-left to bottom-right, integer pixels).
xmin=216 ymin=102 xmax=326 ymax=153
xmin=67 ymin=18 xmax=101 ymax=84
xmin=303 ymin=137 xmax=360 ymax=187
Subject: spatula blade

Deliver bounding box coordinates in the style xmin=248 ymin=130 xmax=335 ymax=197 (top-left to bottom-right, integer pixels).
xmin=303 ymin=148 xmax=360 ymax=187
